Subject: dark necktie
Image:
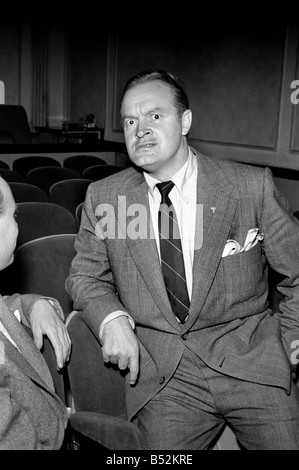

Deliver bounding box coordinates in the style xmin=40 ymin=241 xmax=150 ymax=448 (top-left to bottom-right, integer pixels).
xmin=156 ymin=181 xmax=190 ymax=324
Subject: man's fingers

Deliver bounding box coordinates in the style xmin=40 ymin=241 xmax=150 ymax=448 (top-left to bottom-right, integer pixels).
xmin=102 ymin=351 xmax=139 ymax=384
xmin=102 ymin=350 xmax=110 ymax=363
xmin=100 ymin=315 xmax=139 ymax=383
xmin=128 ymin=355 xmax=139 ymax=385
xmin=46 ymin=326 xmax=71 ymax=369
xmin=46 ymin=329 xmax=64 ymax=369
xmin=118 ymin=357 xmax=130 ymax=370
xmin=32 ymin=326 xmax=43 ymax=350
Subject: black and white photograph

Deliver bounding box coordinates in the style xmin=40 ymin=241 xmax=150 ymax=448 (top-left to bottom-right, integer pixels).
xmin=0 ymin=6 xmax=298 ymax=455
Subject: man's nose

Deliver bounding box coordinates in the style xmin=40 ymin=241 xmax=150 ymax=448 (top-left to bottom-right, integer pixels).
xmin=136 ymin=124 xmax=151 ymax=139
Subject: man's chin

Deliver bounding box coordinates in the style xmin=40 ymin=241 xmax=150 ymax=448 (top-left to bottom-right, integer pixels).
xmin=130 ymin=152 xmax=158 ymax=170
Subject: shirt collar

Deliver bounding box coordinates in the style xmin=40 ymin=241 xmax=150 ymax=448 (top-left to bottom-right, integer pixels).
xmin=144 ymin=147 xmax=197 ymax=200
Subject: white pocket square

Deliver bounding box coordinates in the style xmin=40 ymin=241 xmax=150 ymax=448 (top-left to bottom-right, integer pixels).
xmin=222 ymin=228 xmax=264 ymax=257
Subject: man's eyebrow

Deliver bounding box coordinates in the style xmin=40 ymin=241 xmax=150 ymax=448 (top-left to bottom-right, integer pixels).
xmin=121 ymin=114 xmax=135 ymax=121
xmin=144 ymin=107 xmax=164 ymax=115
xmin=122 ymin=107 xmax=164 ymax=120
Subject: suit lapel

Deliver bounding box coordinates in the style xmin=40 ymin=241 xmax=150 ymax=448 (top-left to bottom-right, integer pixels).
xmin=187 ymin=152 xmax=237 ymax=325
xmin=0 ymin=298 xmax=54 ymax=390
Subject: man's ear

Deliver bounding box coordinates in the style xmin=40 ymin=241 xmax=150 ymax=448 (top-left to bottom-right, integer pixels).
xmin=182 ymin=109 xmax=192 ymax=136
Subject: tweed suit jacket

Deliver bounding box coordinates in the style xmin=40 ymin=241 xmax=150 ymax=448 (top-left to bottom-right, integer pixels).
xmin=67 ymin=149 xmax=299 ymax=421
xmin=0 ymin=294 xmax=68 ymax=449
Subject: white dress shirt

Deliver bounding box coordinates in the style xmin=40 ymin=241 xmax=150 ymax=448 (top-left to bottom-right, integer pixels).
xmin=99 ymin=148 xmax=198 ymax=338
xmin=0 ymin=309 xmax=21 ymax=351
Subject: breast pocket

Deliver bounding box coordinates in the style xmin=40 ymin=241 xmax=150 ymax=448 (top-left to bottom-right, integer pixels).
xmin=221 ymin=244 xmax=265 ymax=307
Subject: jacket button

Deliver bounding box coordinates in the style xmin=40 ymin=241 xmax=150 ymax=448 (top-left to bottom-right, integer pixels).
xmin=181 ymin=333 xmax=189 ymax=340
xmin=159 ymin=376 xmax=165 ymax=385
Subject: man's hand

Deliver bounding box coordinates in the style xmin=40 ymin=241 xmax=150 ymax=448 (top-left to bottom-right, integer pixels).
xmin=101 ymin=315 xmax=139 ymax=385
xmin=30 ymin=299 xmax=71 ymax=370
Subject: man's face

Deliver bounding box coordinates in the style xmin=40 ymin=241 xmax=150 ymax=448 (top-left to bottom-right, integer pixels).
xmin=0 ymin=178 xmax=18 ymax=271
xmin=121 ymin=80 xmax=191 ymax=180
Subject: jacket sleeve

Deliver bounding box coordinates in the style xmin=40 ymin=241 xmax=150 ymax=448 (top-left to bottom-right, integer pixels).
xmin=261 ymin=167 xmax=299 ymax=368
xmin=3 ymin=294 xmax=65 ymax=328
xmin=65 ymin=185 xmax=125 ymax=337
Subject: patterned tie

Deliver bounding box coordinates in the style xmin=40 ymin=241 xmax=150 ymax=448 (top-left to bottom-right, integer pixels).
xmin=156 ymin=181 xmax=190 ymax=324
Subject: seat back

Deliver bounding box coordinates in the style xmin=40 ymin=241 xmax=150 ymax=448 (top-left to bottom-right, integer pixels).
xmin=0 ymin=168 xmax=25 ymax=182
xmin=0 ymin=160 xmax=9 ymax=169
xmin=63 ymin=155 xmax=107 ymax=175
xmin=0 ymin=105 xmax=32 ymax=144
xmin=75 ymin=202 xmax=84 ymax=230
xmin=66 ymin=312 xmax=126 ymax=415
xmin=27 ymin=167 xmax=81 ymax=196
xmin=9 ymin=182 xmax=48 ymax=203
xmin=16 ymin=201 xmax=77 ymax=248
xmin=13 ymin=156 xmax=61 ymax=179
xmin=49 ymin=179 xmax=92 ymax=216
xmin=82 ymin=164 xmax=123 ymax=181
xmin=13 ymin=234 xmax=77 ymax=317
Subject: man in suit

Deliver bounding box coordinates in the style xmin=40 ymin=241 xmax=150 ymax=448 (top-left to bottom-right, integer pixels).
xmin=0 ymin=175 xmax=70 ymax=449
xmin=66 ymin=70 xmax=299 ymax=449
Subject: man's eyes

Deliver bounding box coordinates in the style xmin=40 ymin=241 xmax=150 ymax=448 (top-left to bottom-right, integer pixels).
xmin=124 ymin=114 xmax=161 ymax=128
xmin=124 ymin=119 xmax=136 ymax=127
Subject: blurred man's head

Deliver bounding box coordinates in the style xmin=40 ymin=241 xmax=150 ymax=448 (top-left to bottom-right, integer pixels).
xmin=0 ymin=177 xmax=18 ymax=271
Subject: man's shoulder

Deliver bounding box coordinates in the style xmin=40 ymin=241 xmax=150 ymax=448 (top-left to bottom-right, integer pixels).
xmin=192 ymin=147 xmax=267 ymax=182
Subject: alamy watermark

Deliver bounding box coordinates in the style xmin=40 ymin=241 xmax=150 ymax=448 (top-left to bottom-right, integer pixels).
xmin=291 ymin=340 xmax=299 ymax=365
xmin=94 ymin=198 xmax=204 ymax=250
xmin=290 ymin=80 xmax=299 ymax=104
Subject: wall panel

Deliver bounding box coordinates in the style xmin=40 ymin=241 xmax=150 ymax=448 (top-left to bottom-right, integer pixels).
xmin=105 ymin=15 xmax=299 ymax=170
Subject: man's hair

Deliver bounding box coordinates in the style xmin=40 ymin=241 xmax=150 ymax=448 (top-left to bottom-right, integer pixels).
xmin=122 ymin=70 xmax=190 ymax=118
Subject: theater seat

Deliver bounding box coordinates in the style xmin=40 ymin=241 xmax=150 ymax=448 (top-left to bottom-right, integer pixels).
xmin=66 ymin=311 xmax=146 ymax=450
xmin=49 ymin=179 xmax=92 ymax=217
xmin=82 ymin=164 xmax=123 ymax=181
xmin=15 ymin=201 xmax=77 ymax=248
xmin=12 ymin=234 xmax=77 ymax=318
xmin=0 ymin=160 xmax=9 ymax=169
xmin=13 ymin=156 xmax=61 ymax=180
xmin=0 ymin=169 xmax=25 ymax=183
xmin=27 ymin=167 xmax=81 ymax=196
xmin=63 ymin=155 xmax=107 ymax=175
xmin=9 ymin=182 xmax=48 ymax=203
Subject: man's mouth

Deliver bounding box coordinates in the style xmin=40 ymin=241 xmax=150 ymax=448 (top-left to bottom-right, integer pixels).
xmin=136 ymin=143 xmax=155 ymax=149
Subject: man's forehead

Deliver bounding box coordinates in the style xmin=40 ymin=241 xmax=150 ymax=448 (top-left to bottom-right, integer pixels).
xmin=121 ymin=81 xmax=173 ymax=113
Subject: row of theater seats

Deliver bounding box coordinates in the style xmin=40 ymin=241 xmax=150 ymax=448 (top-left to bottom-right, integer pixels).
xmin=0 ymin=155 xmax=127 ymax=300
xmin=0 ymin=155 xmax=125 ymax=231
xmin=0 ymin=154 xmax=109 ymax=176
xmin=0 ymin=157 xmax=142 ymax=449
xmin=0 ymin=162 xmax=123 ymax=196
xmin=9 ymin=181 xmax=88 ymax=221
